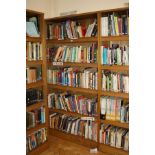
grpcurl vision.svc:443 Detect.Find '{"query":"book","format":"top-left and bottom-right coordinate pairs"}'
top-left (26, 21), bottom-right (40, 37)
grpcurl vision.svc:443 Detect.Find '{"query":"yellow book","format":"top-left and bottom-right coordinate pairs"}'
top-left (114, 16), bottom-right (119, 36)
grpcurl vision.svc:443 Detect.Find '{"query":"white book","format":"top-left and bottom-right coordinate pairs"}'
top-left (123, 49), bottom-right (129, 66)
top-left (100, 97), bottom-right (107, 115)
top-left (102, 71), bottom-right (106, 91)
top-left (124, 132), bottom-right (129, 151)
top-left (88, 121), bottom-right (92, 140)
top-left (106, 98), bottom-right (111, 120)
top-left (113, 74), bottom-right (118, 92)
top-left (32, 43), bottom-right (36, 60)
top-left (71, 122), bottom-right (75, 134)
top-left (117, 48), bottom-right (122, 65)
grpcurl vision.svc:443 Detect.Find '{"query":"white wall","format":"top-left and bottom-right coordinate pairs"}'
top-left (26, 0), bottom-right (53, 18)
top-left (53, 0), bottom-right (129, 17)
top-left (26, 0), bottom-right (129, 18)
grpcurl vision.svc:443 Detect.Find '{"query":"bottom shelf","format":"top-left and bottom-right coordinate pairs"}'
top-left (27, 140), bottom-right (49, 155)
top-left (49, 128), bottom-right (98, 148)
top-left (99, 143), bottom-right (129, 155)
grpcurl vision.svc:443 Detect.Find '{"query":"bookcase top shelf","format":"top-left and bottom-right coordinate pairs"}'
top-left (26, 9), bottom-right (44, 15)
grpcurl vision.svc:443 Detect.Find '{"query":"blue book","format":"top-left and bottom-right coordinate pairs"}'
top-left (26, 22), bottom-right (40, 37)
top-left (41, 107), bottom-right (45, 123)
top-left (103, 47), bottom-right (107, 64)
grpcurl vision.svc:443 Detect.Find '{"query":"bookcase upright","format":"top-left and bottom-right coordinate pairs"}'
top-left (45, 7), bottom-right (129, 155)
top-left (26, 10), bottom-right (48, 155)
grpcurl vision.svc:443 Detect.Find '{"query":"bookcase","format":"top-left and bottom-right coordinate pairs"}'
top-left (45, 7), bottom-right (129, 155)
top-left (26, 10), bottom-right (48, 155)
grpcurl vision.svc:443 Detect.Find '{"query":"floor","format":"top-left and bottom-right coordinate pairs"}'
top-left (40, 136), bottom-right (109, 155)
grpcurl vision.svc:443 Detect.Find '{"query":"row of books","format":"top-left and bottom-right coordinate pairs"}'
top-left (102, 71), bottom-right (129, 93)
top-left (26, 107), bottom-right (46, 129)
top-left (47, 19), bottom-right (97, 39)
top-left (26, 67), bottom-right (42, 83)
top-left (26, 42), bottom-right (42, 61)
top-left (47, 67), bottom-right (98, 90)
top-left (26, 128), bottom-right (47, 153)
top-left (100, 124), bottom-right (129, 151)
top-left (101, 14), bottom-right (128, 36)
top-left (47, 44), bottom-right (98, 63)
top-left (26, 89), bottom-right (43, 106)
top-left (101, 44), bottom-right (129, 66)
top-left (48, 92), bottom-right (97, 116)
top-left (49, 113), bottom-right (97, 141)
top-left (100, 97), bottom-right (129, 123)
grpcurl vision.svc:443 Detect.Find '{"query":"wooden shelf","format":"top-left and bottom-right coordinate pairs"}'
top-left (100, 120), bottom-right (129, 129)
top-left (26, 80), bottom-right (43, 89)
top-left (26, 101), bottom-right (45, 112)
top-left (101, 65), bottom-right (129, 72)
top-left (101, 35), bottom-right (129, 41)
top-left (46, 7), bottom-right (129, 155)
top-left (27, 140), bottom-right (49, 155)
top-left (47, 61), bottom-right (98, 68)
top-left (99, 143), bottom-right (129, 155)
top-left (26, 60), bottom-right (43, 66)
top-left (46, 37), bottom-right (98, 44)
top-left (101, 91), bottom-right (129, 99)
top-left (49, 128), bottom-right (98, 148)
top-left (26, 36), bottom-right (41, 42)
top-left (27, 123), bottom-right (47, 135)
top-left (50, 108), bottom-right (97, 118)
top-left (48, 84), bottom-right (98, 94)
